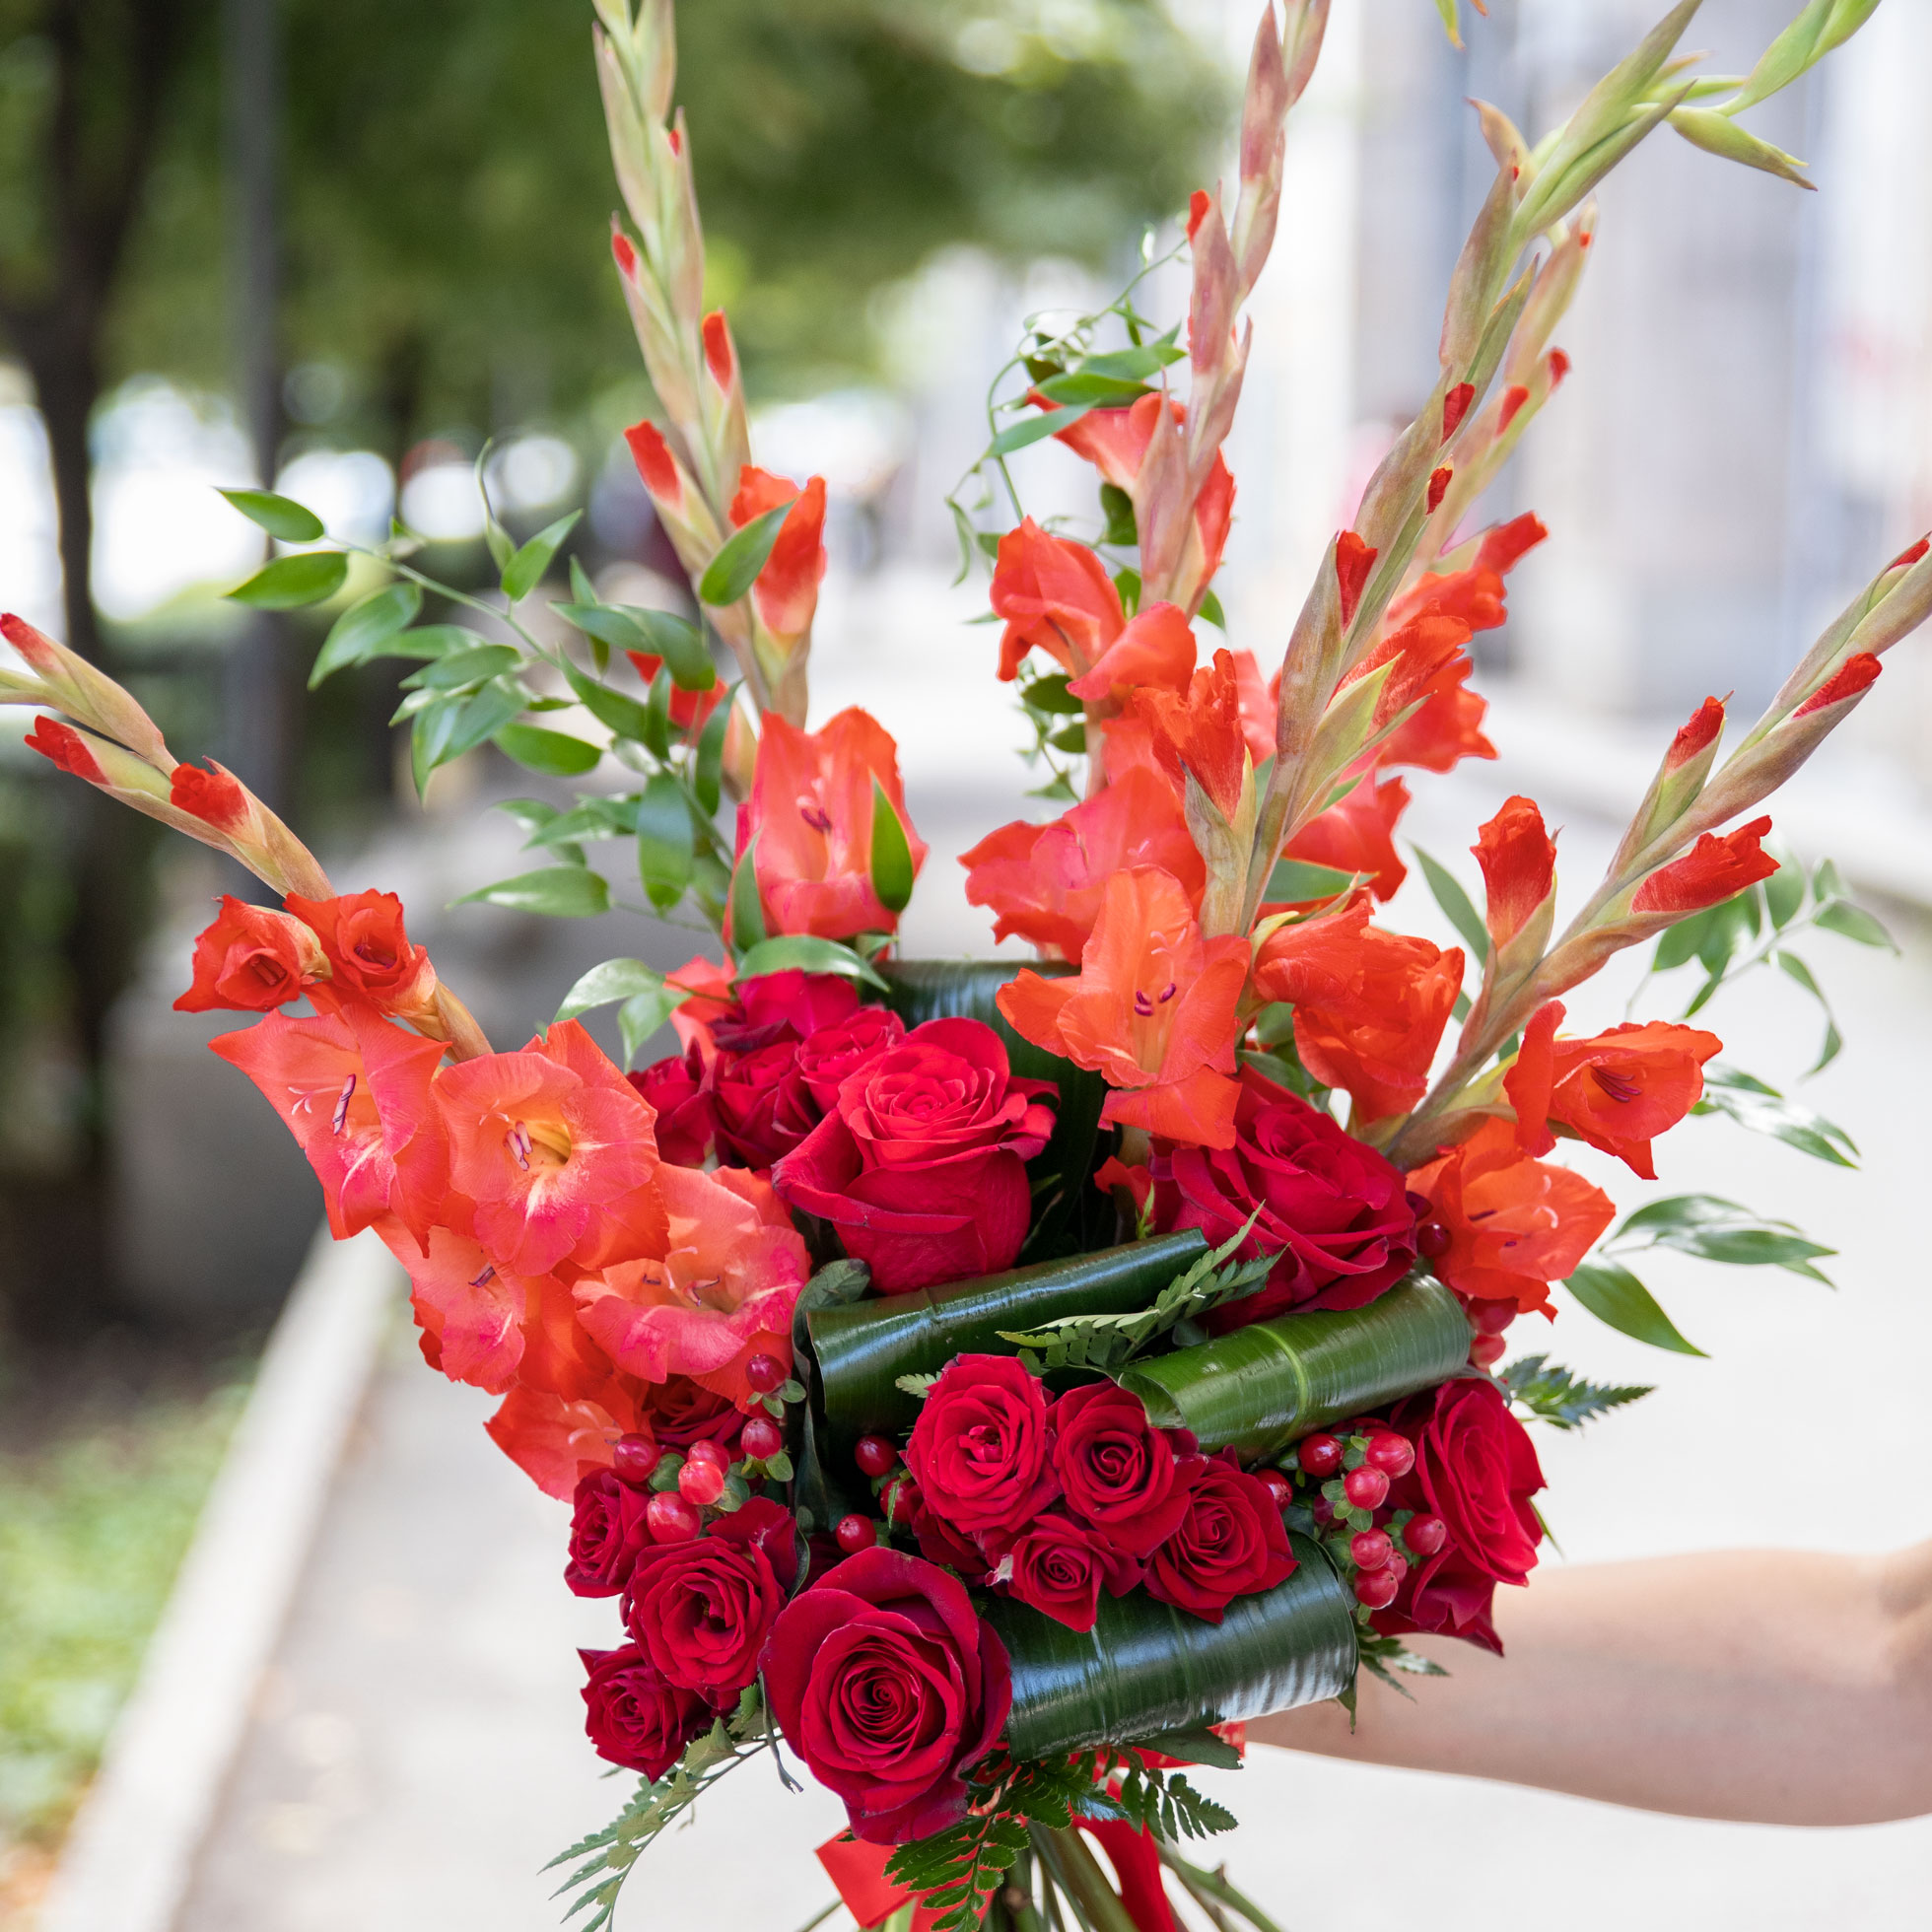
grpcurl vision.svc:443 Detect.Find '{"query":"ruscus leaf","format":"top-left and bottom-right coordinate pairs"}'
top-left (309, 580), bottom-right (422, 685)
top-left (699, 502), bottom-right (793, 606)
top-left (501, 510), bottom-right (582, 602)
top-left (1563, 1259), bottom-right (1705, 1355)
top-left (494, 724), bottom-right (601, 776)
top-left (869, 778), bottom-right (916, 916)
top-left (227, 548), bottom-right (349, 609)
top-left (453, 866), bottom-right (612, 917)
top-left (219, 487), bottom-right (325, 543)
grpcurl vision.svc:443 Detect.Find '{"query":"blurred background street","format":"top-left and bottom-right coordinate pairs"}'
top-left (2, 0), bottom-right (1931, 1925)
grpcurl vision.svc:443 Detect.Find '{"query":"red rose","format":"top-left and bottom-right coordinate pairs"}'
top-left (566, 1468), bottom-right (654, 1597)
top-left (762, 1547), bottom-right (1011, 1843)
top-left (713, 969), bottom-right (861, 1052)
top-left (1143, 1451), bottom-right (1297, 1622)
top-left (710, 1040), bottom-right (818, 1168)
top-left (579, 1644), bottom-right (713, 1779)
top-left (1396, 1377), bottom-right (1544, 1587)
top-left (1157, 1067), bottom-right (1419, 1329)
top-left (285, 888), bottom-right (436, 1013)
top-left (794, 1005), bottom-right (905, 1110)
top-left (623, 1496), bottom-right (798, 1703)
top-left (174, 895), bottom-right (328, 1013)
top-left (990, 1514), bottom-right (1142, 1632)
top-left (628, 1046), bottom-right (717, 1166)
top-left (1372, 1545), bottom-right (1507, 1655)
top-left (772, 1017), bottom-right (1056, 1293)
top-left (641, 1376), bottom-right (744, 1451)
top-left (883, 1474), bottom-right (993, 1583)
top-left (904, 1354), bottom-right (1059, 1537)
top-left (1050, 1382), bottom-right (1190, 1556)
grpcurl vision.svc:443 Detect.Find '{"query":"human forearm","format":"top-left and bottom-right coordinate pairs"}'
top-left (1248, 1544), bottom-right (1932, 1827)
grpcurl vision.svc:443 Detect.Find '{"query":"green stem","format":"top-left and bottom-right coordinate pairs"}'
top-left (1031, 1828), bottom-right (1140, 1932)
top-left (786, 1902), bottom-right (842, 1932)
top-left (1152, 1843), bottom-right (1286, 1932)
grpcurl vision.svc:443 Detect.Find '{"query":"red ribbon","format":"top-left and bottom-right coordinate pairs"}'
top-left (815, 1832), bottom-right (948, 1932)
top-left (1072, 1819), bottom-right (1179, 1932)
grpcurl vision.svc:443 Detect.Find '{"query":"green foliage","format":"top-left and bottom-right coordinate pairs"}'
top-left (452, 865), bottom-right (612, 917)
top-left (554, 956), bottom-right (691, 1066)
top-left (1498, 1353), bottom-right (1653, 1430)
top-left (1263, 859), bottom-right (1357, 907)
top-left (1691, 1064), bottom-right (1858, 1167)
top-left (868, 779), bottom-right (916, 917)
top-left (996, 1212), bottom-right (1274, 1373)
top-left (1563, 1258), bottom-right (1705, 1356)
top-left (883, 1750), bottom-right (1236, 1932)
top-left (1410, 844), bottom-right (1490, 962)
top-left (547, 1688), bottom-right (774, 1932)
top-left (219, 487), bottom-right (325, 542)
top-left (699, 501), bottom-right (793, 606)
top-left (731, 933), bottom-right (890, 990)
top-left (1614, 1194), bottom-right (1836, 1282)
top-left (224, 548), bottom-right (349, 610)
top-left (1641, 853), bottom-right (1890, 1071)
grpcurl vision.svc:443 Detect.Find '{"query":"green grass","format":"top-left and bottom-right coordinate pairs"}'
top-left (0, 1374), bottom-right (250, 1846)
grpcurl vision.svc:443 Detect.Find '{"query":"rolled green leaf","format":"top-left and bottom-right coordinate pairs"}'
top-left (1117, 1275), bottom-right (1471, 1456)
top-left (988, 1534), bottom-right (1356, 1759)
top-left (877, 960), bottom-right (1108, 1258)
top-left (807, 1231), bottom-right (1207, 1453)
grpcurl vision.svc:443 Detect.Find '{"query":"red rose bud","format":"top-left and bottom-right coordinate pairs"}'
top-left (1630, 816), bottom-right (1776, 916)
top-left (1298, 1433), bottom-right (1344, 1478)
top-left (794, 1005), bottom-right (905, 1111)
top-left (174, 896), bottom-right (329, 1014)
top-left (567, 1470), bottom-right (656, 1598)
top-left (994, 1514), bottom-right (1142, 1633)
top-left (1160, 1069), bottom-right (1419, 1326)
top-left (904, 1355), bottom-right (1059, 1537)
top-left (771, 1019), bottom-right (1055, 1294)
top-left (1365, 1431), bottom-right (1415, 1479)
top-left (1143, 1452), bottom-right (1297, 1623)
top-left (764, 1549), bottom-right (1012, 1844)
top-left (1441, 381), bottom-right (1475, 442)
top-left (580, 1644), bottom-right (712, 1780)
top-left (1793, 652), bottom-right (1881, 719)
top-left (1344, 1465), bottom-right (1390, 1510)
top-left (623, 1497), bottom-right (797, 1704)
top-left (1050, 1381), bottom-right (1189, 1555)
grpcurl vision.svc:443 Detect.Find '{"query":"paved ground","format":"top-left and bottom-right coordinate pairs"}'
top-left (175, 568), bottom-right (1932, 1928)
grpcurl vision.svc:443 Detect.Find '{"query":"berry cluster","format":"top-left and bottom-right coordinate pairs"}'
top-left (1275, 1424), bottom-right (1446, 1614)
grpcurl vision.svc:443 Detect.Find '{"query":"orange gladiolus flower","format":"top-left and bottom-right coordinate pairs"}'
top-left (664, 953), bottom-right (739, 1061)
top-left (960, 767), bottom-right (1205, 958)
top-left (1281, 772), bottom-right (1411, 902)
top-left (435, 1019), bottom-right (662, 1277)
top-left (1631, 817), bottom-right (1777, 915)
top-left (1376, 655), bottom-right (1496, 774)
top-left (485, 1383), bottom-right (647, 1501)
top-left (572, 1165), bottom-right (809, 1408)
top-left (376, 1217), bottom-right (531, 1395)
top-left (1408, 1117), bottom-right (1614, 1315)
top-left (730, 465), bottom-right (828, 651)
top-left (1131, 649), bottom-right (1251, 822)
top-left (1473, 796), bottom-right (1556, 950)
top-left (1250, 900), bottom-right (1463, 1122)
top-left (211, 1003), bottom-right (449, 1248)
top-left (741, 707), bottom-right (927, 939)
top-left (284, 888), bottom-right (438, 1020)
top-left (1341, 613), bottom-right (1473, 735)
top-left (175, 895), bottom-right (329, 1013)
top-left (1000, 867), bottom-right (1249, 1148)
top-left (991, 518), bottom-right (1124, 682)
top-left (1504, 1000), bottom-right (1722, 1179)
top-left (1065, 600), bottom-right (1198, 705)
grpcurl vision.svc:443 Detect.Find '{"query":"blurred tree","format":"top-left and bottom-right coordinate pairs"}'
top-left (113, 0), bottom-right (1224, 452)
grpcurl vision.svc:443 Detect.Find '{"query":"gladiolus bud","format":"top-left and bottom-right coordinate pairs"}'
top-left (1630, 816), bottom-right (1776, 917)
top-left (1335, 532), bottom-right (1375, 628)
top-left (1473, 795), bottom-right (1556, 957)
top-left (1442, 382), bottom-right (1475, 442)
top-left (1793, 652), bottom-right (1880, 718)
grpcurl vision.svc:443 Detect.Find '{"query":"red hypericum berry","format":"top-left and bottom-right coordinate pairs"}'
top-left (1350, 1529), bottom-right (1393, 1572)
top-left (611, 1433), bottom-right (661, 1484)
top-left (1382, 1552), bottom-right (1409, 1587)
top-left (1469, 1333), bottom-right (1507, 1369)
top-left (834, 1514), bottom-right (878, 1554)
top-left (684, 1437), bottom-right (730, 1473)
top-left (646, 1491), bottom-right (702, 1544)
top-left (1256, 1470), bottom-right (1293, 1509)
top-left (739, 1415), bottom-right (784, 1461)
top-left (1416, 1220), bottom-right (1451, 1259)
top-left (1344, 1465), bottom-right (1391, 1510)
top-left (1352, 1565), bottom-right (1401, 1610)
top-left (1468, 1299), bottom-right (1517, 1337)
top-left (744, 1352), bottom-right (789, 1394)
top-left (1299, 1433), bottom-right (1344, 1478)
top-left (854, 1435), bottom-right (899, 1479)
top-left (1365, 1430), bottom-right (1414, 1479)
top-left (678, 1459), bottom-right (725, 1506)
top-left (1404, 1513), bottom-right (1447, 1556)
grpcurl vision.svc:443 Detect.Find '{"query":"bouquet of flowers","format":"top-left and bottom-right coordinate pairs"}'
top-left (6, 2), bottom-right (1917, 1928)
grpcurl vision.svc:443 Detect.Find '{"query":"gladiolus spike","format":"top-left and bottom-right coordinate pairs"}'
top-left (1793, 652), bottom-right (1881, 717)
top-left (1666, 696), bottom-right (1726, 768)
